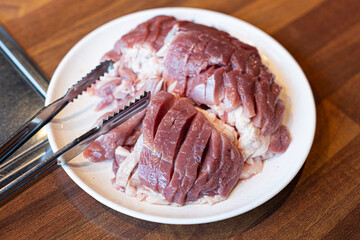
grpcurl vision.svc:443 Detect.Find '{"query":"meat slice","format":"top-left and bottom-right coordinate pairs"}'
top-left (217, 134), bottom-right (243, 197)
top-left (138, 91), bottom-right (244, 204)
top-left (252, 68), bottom-right (282, 135)
top-left (154, 99), bottom-right (198, 193)
top-left (164, 113), bottom-right (212, 204)
top-left (163, 32), bottom-right (199, 95)
top-left (142, 91), bottom-right (176, 146)
top-left (186, 66), bottom-right (225, 106)
top-left (186, 129), bottom-right (243, 201)
top-left (138, 95), bottom-right (198, 193)
top-left (236, 72), bottom-right (256, 118)
top-left (223, 70), bottom-right (241, 110)
top-left (138, 92), bottom-right (176, 190)
top-left (186, 130), bottom-right (222, 201)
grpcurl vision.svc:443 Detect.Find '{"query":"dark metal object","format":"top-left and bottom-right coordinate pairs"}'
top-left (0, 139), bottom-right (55, 200)
top-left (0, 24), bottom-right (49, 149)
top-left (0, 25), bottom-right (49, 98)
top-left (0, 24), bottom-right (54, 200)
top-left (0, 60), bottom-right (114, 162)
top-left (0, 91), bottom-right (151, 199)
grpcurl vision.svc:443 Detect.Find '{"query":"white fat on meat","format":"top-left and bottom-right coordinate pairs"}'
top-left (115, 146), bottom-right (131, 159)
top-left (113, 78), bottom-right (135, 99)
top-left (100, 44), bottom-right (167, 106)
top-left (167, 80), bottom-right (178, 93)
top-left (115, 134), bottom-right (143, 190)
top-left (239, 158), bottom-right (264, 180)
top-left (121, 44), bottom-right (164, 79)
top-left (227, 107), bottom-right (270, 159)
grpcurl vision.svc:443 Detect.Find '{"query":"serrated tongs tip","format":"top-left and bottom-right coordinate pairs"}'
top-left (56, 91), bottom-right (151, 165)
top-left (65, 59), bottom-right (114, 102)
top-left (101, 91), bottom-right (151, 126)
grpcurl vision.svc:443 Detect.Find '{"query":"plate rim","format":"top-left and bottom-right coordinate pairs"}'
top-left (46, 7), bottom-right (316, 225)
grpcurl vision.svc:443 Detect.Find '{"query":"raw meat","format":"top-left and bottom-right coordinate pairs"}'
top-left (83, 15), bottom-right (291, 205)
top-left (138, 91), bottom-right (244, 205)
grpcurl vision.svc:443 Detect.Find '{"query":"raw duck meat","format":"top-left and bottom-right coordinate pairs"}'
top-left (83, 16), bottom-right (291, 205)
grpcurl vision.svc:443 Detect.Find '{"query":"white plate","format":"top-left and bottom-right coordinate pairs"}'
top-left (46, 8), bottom-right (316, 224)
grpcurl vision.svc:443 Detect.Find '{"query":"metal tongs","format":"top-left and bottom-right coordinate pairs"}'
top-left (0, 59), bottom-right (151, 199)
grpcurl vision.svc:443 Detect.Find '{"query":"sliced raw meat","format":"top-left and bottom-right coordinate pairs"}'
top-left (186, 130), bottom-right (222, 201)
top-left (142, 91), bottom-right (176, 146)
top-left (138, 95), bottom-right (198, 192)
top-left (138, 91), bottom-right (244, 204)
top-left (164, 113), bottom-right (212, 204)
top-left (137, 91), bottom-right (176, 190)
top-left (186, 129), bottom-right (243, 202)
top-left (153, 98), bottom-right (198, 193)
top-left (217, 134), bottom-right (243, 197)
top-left (84, 16), bottom-right (292, 206)
top-left (161, 19), bottom-right (279, 126)
top-left (186, 67), bottom-right (225, 107)
top-left (252, 68), bottom-right (281, 135)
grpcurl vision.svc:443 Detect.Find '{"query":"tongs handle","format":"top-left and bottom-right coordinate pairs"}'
top-left (0, 60), bottom-right (113, 162)
top-left (0, 91), bottom-right (151, 200)
top-left (0, 98), bottom-right (67, 162)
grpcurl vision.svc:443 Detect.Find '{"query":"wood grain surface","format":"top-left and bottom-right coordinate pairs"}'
top-left (1, 0), bottom-right (359, 239)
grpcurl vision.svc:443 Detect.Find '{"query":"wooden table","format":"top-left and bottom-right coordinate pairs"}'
top-left (1, 0), bottom-right (359, 239)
